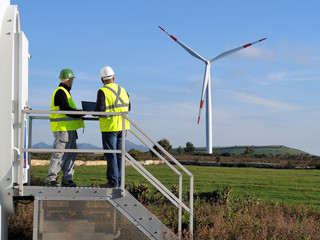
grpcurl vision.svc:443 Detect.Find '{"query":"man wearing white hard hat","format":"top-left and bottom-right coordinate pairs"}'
top-left (94, 66), bottom-right (130, 188)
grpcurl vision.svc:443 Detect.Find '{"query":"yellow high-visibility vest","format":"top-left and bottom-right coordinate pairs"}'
top-left (99, 83), bottom-right (130, 132)
top-left (50, 86), bottom-right (84, 132)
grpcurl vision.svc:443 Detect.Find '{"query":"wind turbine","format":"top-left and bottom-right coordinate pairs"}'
top-left (159, 26), bottom-right (266, 154)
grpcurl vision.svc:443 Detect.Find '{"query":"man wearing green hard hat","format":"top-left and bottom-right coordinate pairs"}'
top-left (45, 69), bottom-right (85, 187)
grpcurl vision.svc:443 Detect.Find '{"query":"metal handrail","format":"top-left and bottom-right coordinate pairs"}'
top-left (19, 109), bottom-right (194, 239)
top-left (125, 153), bottom-right (190, 211)
top-left (19, 110), bottom-right (127, 195)
top-left (126, 116), bottom-right (194, 238)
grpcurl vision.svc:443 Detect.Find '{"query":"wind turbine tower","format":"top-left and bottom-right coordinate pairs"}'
top-left (159, 26), bottom-right (266, 154)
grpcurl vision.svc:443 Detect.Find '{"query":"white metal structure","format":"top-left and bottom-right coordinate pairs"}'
top-left (159, 26), bottom-right (266, 153)
top-left (0, 0), bottom-right (29, 239)
top-left (22, 111), bottom-right (194, 239)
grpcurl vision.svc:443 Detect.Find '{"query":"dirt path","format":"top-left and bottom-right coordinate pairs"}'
top-left (31, 159), bottom-right (164, 166)
top-left (31, 160), bottom-right (107, 166)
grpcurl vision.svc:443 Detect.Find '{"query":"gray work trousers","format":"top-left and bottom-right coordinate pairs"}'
top-left (46, 130), bottom-right (78, 183)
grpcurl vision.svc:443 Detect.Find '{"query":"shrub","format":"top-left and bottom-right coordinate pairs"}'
top-left (177, 146), bottom-right (184, 155)
top-left (8, 202), bottom-right (33, 240)
top-left (31, 153), bottom-right (51, 160)
top-left (196, 185), bottom-right (233, 205)
top-left (128, 148), bottom-right (144, 161)
top-left (244, 147), bottom-right (255, 155)
top-left (184, 142), bottom-right (195, 154)
top-left (150, 138), bottom-right (173, 157)
top-left (285, 161), bottom-right (296, 169)
top-left (125, 182), bottom-right (150, 203)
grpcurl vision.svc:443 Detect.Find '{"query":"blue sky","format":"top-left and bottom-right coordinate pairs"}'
top-left (12, 0), bottom-right (320, 155)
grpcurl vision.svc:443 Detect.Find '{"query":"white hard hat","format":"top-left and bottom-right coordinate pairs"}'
top-left (100, 66), bottom-right (115, 80)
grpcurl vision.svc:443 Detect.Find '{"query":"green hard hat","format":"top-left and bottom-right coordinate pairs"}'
top-left (59, 69), bottom-right (75, 79)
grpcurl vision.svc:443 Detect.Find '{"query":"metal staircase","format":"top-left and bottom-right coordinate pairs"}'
top-left (21, 186), bottom-right (177, 240)
top-left (15, 110), bottom-right (194, 240)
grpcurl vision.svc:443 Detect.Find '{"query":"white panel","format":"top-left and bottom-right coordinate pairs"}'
top-left (0, 0), bottom-right (10, 33)
top-left (12, 32), bottom-right (19, 185)
top-left (19, 31), bottom-right (29, 184)
top-left (0, 4), bottom-right (20, 216)
top-left (19, 32), bottom-right (28, 109)
top-left (0, 3), bottom-right (29, 240)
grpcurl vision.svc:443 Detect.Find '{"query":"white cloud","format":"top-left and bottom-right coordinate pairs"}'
top-left (268, 71), bottom-right (320, 82)
top-left (292, 47), bottom-right (313, 64)
top-left (273, 42), bottom-right (320, 66)
top-left (231, 91), bottom-right (300, 111)
top-left (236, 47), bottom-right (274, 59)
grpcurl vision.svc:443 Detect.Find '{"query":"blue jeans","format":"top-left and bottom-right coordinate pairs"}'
top-left (101, 131), bottom-right (124, 187)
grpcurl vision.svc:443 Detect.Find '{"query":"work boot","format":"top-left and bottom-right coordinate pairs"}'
top-left (99, 183), bottom-right (119, 189)
top-left (45, 180), bottom-right (60, 187)
top-left (61, 180), bottom-right (77, 187)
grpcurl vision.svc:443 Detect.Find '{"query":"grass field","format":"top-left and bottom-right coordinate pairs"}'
top-left (31, 165), bottom-right (320, 209)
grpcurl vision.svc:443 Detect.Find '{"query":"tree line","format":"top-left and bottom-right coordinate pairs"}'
top-left (31, 139), bottom-right (320, 169)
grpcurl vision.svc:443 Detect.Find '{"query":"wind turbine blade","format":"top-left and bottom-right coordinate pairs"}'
top-left (158, 26), bottom-right (206, 63)
top-left (197, 62), bottom-right (210, 124)
top-left (209, 38), bottom-right (267, 63)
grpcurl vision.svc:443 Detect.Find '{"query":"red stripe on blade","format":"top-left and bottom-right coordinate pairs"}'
top-left (158, 26), bottom-right (165, 31)
top-left (243, 43), bottom-right (252, 48)
top-left (259, 38), bottom-right (267, 41)
top-left (170, 35), bottom-right (177, 41)
top-left (197, 116), bottom-right (201, 124)
top-left (200, 100), bottom-right (204, 109)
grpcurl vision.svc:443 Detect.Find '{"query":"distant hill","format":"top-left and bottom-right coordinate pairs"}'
top-left (126, 141), bottom-right (148, 152)
top-left (78, 143), bottom-right (99, 149)
top-left (32, 142), bottom-right (51, 149)
top-left (32, 140), bottom-right (148, 152)
top-left (33, 143), bottom-right (306, 155)
top-left (194, 145), bottom-right (309, 155)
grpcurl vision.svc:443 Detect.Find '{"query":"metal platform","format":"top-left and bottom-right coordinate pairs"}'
top-left (22, 186), bottom-right (114, 200)
top-left (20, 186), bottom-right (178, 240)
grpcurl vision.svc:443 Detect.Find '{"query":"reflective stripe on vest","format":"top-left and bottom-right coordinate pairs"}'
top-left (99, 83), bottom-right (130, 132)
top-left (103, 85), bottom-right (130, 110)
top-left (50, 86), bottom-right (85, 132)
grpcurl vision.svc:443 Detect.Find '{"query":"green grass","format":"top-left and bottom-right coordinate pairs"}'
top-left (31, 165), bottom-right (320, 209)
